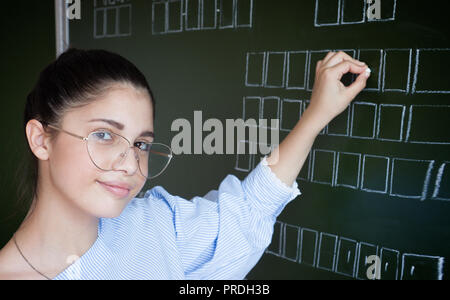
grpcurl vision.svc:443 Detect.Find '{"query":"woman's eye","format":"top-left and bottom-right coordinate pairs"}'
top-left (93, 131), bottom-right (113, 141)
top-left (135, 142), bottom-right (151, 152)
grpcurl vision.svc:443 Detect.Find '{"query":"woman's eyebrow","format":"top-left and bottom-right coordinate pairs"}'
top-left (140, 131), bottom-right (155, 139)
top-left (89, 118), bottom-right (155, 138)
top-left (89, 118), bottom-right (124, 130)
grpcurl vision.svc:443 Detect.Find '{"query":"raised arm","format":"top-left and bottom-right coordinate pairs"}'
top-left (266, 51), bottom-right (371, 186)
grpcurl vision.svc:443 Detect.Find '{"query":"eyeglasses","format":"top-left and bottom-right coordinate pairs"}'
top-left (46, 124), bottom-right (173, 179)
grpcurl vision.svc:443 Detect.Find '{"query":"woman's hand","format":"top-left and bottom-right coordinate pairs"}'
top-left (306, 51), bottom-right (371, 131)
top-left (265, 51), bottom-right (371, 186)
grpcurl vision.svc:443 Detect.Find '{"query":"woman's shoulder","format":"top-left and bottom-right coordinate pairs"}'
top-left (0, 240), bottom-right (43, 280)
top-left (124, 185), bottom-right (179, 216)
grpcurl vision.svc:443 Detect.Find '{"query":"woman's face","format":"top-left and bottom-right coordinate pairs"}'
top-left (47, 84), bottom-right (154, 218)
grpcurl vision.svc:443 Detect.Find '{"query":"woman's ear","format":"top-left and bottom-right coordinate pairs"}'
top-left (25, 120), bottom-right (52, 161)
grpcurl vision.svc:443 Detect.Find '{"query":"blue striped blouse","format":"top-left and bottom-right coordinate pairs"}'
top-left (53, 156), bottom-right (301, 280)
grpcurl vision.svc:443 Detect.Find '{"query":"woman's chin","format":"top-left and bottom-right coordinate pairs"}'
top-left (94, 203), bottom-right (127, 219)
top-left (88, 192), bottom-right (131, 219)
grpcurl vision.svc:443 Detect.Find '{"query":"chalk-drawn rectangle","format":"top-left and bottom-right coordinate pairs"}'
top-left (236, 0), bottom-right (252, 27)
top-left (281, 99), bottom-right (302, 132)
top-left (94, 8), bottom-right (105, 38)
top-left (264, 52), bottom-right (287, 88)
top-left (335, 152), bottom-right (361, 189)
top-left (168, 0), bottom-right (183, 32)
top-left (202, 0), bottom-right (217, 29)
top-left (381, 0), bottom-right (397, 20)
top-left (336, 237), bottom-right (358, 277)
top-left (317, 233), bottom-right (338, 271)
top-left (356, 242), bottom-right (378, 280)
top-left (380, 248), bottom-right (399, 280)
top-left (243, 96), bottom-right (261, 124)
top-left (358, 49), bottom-right (383, 91)
top-left (235, 140), bottom-right (252, 171)
top-left (118, 5), bottom-right (132, 36)
top-left (267, 221), bottom-right (283, 256)
top-left (219, 0), bottom-right (235, 28)
top-left (286, 51), bottom-right (308, 90)
top-left (262, 97), bottom-right (280, 129)
top-left (406, 105), bottom-right (450, 145)
top-left (341, 0), bottom-right (365, 24)
top-left (299, 228), bottom-right (318, 266)
top-left (94, 0), bottom-right (122, 8)
top-left (377, 104), bottom-right (405, 142)
top-left (312, 150), bottom-right (336, 186)
top-left (283, 224), bottom-right (300, 262)
top-left (297, 152), bottom-right (311, 181)
top-left (186, 0), bottom-right (201, 30)
top-left (245, 52), bottom-right (266, 87)
top-left (152, 2), bottom-right (167, 34)
top-left (328, 105), bottom-right (350, 136)
top-left (261, 97), bottom-right (279, 118)
top-left (382, 49), bottom-right (412, 92)
top-left (105, 7), bottom-right (117, 36)
top-left (432, 162), bottom-right (450, 201)
top-left (361, 155), bottom-right (389, 193)
top-left (401, 254), bottom-right (444, 280)
top-left (315, 0), bottom-right (341, 26)
top-left (351, 102), bottom-right (377, 139)
top-left (390, 158), bottom-right (434, 200)
top-left (413, 49), bottom-right (450, 94)
top-left (308, 50), bottom-right (331, 91)
top-left (367, 0), bottom-right (397, 21)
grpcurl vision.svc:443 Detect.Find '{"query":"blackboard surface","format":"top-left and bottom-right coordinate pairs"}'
top-left (0, 1), bottom-right (55, 248)
top-left (69, 0), bottom-right (450, 280)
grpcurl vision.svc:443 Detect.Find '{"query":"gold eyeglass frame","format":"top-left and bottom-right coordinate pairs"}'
top-left (45, 123), bottom-right (173, 179)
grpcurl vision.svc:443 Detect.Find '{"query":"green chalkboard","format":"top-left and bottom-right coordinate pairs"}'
top-left (69, 0), bottom-right (450, 279)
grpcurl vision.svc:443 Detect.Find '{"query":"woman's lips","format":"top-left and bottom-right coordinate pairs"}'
top-left (97, 180), bottom-right (131, 198)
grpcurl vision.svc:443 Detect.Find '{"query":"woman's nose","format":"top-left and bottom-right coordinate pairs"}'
top-left (114, 147), bottom-right (140, 175)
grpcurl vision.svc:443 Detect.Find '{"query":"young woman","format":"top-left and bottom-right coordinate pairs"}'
top-left (0, 49), bottom-right (370, 280)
